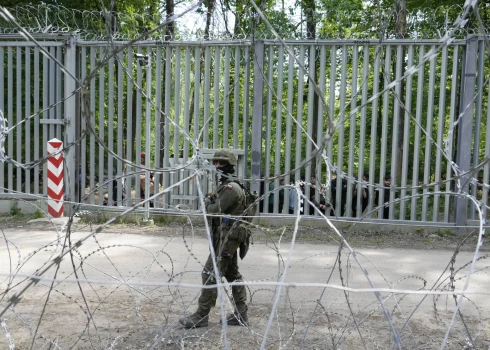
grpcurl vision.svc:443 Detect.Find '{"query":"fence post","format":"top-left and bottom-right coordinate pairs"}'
top-left (251, 40), bottom-right (265, 198)
top-left (64, 33), bottom-right (78, 216)
top-left (47, 138), bottom-right (64, 217)
top-left (454, 35), bottom-right (478, 233)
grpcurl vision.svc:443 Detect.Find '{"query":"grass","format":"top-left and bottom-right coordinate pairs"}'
top-left (0, 212), bottom-right (44, 223)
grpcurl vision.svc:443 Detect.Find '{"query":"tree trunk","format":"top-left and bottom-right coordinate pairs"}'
top-left (395, 0), bottom-right (407, 179)
top-left (204, 0), bottom-right (216, 40)
top-left (188, 0), bottom-right (216, 136)
top-left (165, 0), bottom-right (175, 41)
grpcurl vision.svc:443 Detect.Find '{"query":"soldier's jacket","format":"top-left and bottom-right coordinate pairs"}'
top-left (205, 177), bottom-right (249, 254)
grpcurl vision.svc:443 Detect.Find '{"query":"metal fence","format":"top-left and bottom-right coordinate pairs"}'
top-left (1, 34), bottom-right (489, 226)
top-left (0, 37), bottom-right (73, 201)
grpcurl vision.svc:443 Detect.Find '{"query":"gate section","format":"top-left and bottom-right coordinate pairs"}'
top-left (256, 39), bottom-right (485, 225)
top-left (0, 35), bottom-right (70, 206)
top-left (76, 41), bottom-right (252, 210)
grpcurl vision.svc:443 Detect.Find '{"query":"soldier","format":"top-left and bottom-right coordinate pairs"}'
top-left (179, 149), bottom-right (250, 329)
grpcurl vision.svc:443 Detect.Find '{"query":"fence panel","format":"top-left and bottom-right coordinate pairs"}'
top-left (2, 36), bottom-right (490, 227)
top-left (0, 39), bottom-right (65, 203)
top-left (260, 39), bottom-right (473, 224)
top-left (76, 41), bottom-right (252, 211)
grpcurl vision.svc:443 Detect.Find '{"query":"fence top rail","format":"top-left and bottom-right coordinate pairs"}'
top-left (262, 38), bottom-right (469, 46)
top-left (0, 36), bottom-right (479, 48)
top-left (0, 41), bottom-right (65, 47)
top-left (77, 38), bottom-right (470, 47)
top-left (77, 40), bottom-right (253, 47)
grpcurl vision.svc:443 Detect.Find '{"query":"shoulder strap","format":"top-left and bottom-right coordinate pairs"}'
top-left (232, 180), bottom-right (252, 195)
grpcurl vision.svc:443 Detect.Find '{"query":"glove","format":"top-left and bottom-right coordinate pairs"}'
top-left (205, 193), bottom-right (216, 205)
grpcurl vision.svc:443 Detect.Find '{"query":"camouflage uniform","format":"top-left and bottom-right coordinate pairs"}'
top-left (197, 177), bottom-right (249, 316)
top-left (179, 149), bottom-right (250, 328)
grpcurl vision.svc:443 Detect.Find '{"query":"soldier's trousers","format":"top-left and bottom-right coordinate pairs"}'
top-left (196, 251), bottom-right (247, 316)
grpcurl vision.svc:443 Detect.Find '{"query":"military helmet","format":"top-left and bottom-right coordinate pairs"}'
top-left (211, 149), bottom-right (237, 166)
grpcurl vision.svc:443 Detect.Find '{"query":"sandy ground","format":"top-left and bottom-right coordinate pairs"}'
top-left (0, 220), bottom-right (489, 349)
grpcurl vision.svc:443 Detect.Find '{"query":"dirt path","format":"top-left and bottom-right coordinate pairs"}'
top-left (0, 221), bottom-right (489, 349)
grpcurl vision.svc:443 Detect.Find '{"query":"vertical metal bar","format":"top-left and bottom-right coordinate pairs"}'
top-left (16, 47), bottom-right (22, 192)
top-left (182, 47), bottom-right (191, 202)
top-left (25, 47), bottom-right (31, 194)
top-left (388, 44), bottom-right (403, 220)
top-left (125, 46), bottom-right (133, 206)
top-left (89, 48), bottom-right (96, 204)
top-left (64, 35), bottom-right (77, 214)
top-left (445, 45), bottom-right (460, 222)
top-left (194, 47), bottom-right (201, 149)
top-left (223, 46), bottom-right (230, 148)
top-left (328, 46), bottom-right (336, 210)
top-left (172, 46), bottom-right (181, 203)
top-left (163, 46), bottom-right (172, 207)
top-left (317, 45), bottom-right (327, 207)
top-left (433, 45), bottom-right (448, 222)
top-left (368, 46), bottom-right (380, 216)
top-left (56, 47), bottom-right (63, 140)
top-left (336, 46), bottom-right (348, 217)
top-left (0, 47), bottom-right (3, 193)
top-left (80, 46), bottom-right (87, 204)
top-left (144, 53), bottom-right (152, 218)
top-left (356, 45), bottom-right (370, 217)
top-left (378, 45), bottom-right (391, 219)
top-left (483, 51), bottom-right (490, 220)
top-left (74, 43), bottom-right (81, 206)
top-left (305, 44), bottom-right (315, 216)
top-left (251, 40), bottom-right (264, 196)
top-left (42, 48), bottom-right (49, 196)
top-left (183, 47), bottom-right (191, 162)
top-left (8, 47), bottom-right (13, 192)
top-left (273, 45), bottom-right (284, 214)
top-left (346, 45), bottom-right (358, 217)
top-left (469, 39), bottom-right (485, 220)
top-left (213, 47), bottom-right (220, 149)
top-left (400, 45), bottom-right (414, 220)
top-left (242, 46), bottom-right (251, 171)
top-left (116, 51), bottom-right (124, 205)
top-left (107, 55), bottom-right (115, 206)
top-left (98, 47), bottom-right (106, 206)
top-left (192, 46), bottom-right (201, 209)
top-left (33, 47), bottom-right (40, 195)
top-left (154, 47), bottom-right (162, 208)
top-left (422, 45), bottom-right (436, 222)
top-left (233, 46), bottom-right (240, 149)
top-left (49, 47), bottom-right (55, 138)
top-left (411, 45), bottom-right (425, 221)
top-left (135, 47), bottom-right (143, 203)
top-left (284, 47), bottom-right (294, 212)
top-left (264, 45), bottom-right (273, 213)
top-left (455, 36), bottom-right (478, 231)
top-left (295, 46), bottom-right (305, 210)
top-left (203, 47), bottom-right (211, 147)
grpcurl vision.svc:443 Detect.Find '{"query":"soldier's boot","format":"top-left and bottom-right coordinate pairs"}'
top-left (220, 309), bottom-right (248, 326)
top-left (179, 312), bottom-right (209, 328)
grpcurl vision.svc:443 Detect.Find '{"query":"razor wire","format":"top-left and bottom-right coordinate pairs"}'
top-left (0, 0), bottom-right (490, 349)
top-left (0, 3), bottom-right (488, 41)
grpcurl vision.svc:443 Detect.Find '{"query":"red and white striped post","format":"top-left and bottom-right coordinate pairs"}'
top-left (47, 138), bottom-right (64, 217)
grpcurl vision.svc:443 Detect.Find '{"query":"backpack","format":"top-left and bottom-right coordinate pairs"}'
top-left (233, 180), bottom-right (258, 223)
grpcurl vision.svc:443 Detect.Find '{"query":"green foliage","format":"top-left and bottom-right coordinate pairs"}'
top-left (9, 201), bottom-right (21, 216)
top-left (436, 228), bottom-right (455, 237)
